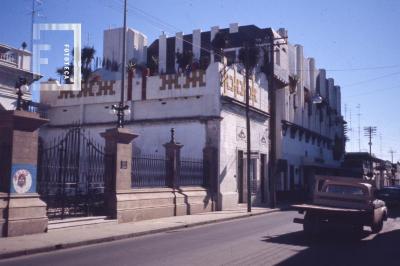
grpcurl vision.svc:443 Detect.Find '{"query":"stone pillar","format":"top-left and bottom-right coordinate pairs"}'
top-left (0, 110), bottom-right (48, 237)
top-left (203, 145), bottom-right (218, 211)
top-left (164, 128), bottom-right (183, 188)
top-left (101, 128), bottom-right (138, 222)
top-left (158, 33), bottom-right (167, 74)
top-left (192, 29), bottom-right (201, 61)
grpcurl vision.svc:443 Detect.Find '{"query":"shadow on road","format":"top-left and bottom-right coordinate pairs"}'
top-left (262, 228), bottom-right (400, 266)
top-left (387, 205), bottom-right (400, 218)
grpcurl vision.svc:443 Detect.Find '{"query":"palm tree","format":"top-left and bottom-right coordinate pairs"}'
top-left (56, 63), bottom-right (74, 84)
top-left (238, 42), bottom-right (259, 72)
top-left (81, 46), bottom-right (96, 82)
top-left (176, 50), bottom-right (193, 73)
top-left (211, 32), bottom-right (228, 62)
top-left (237, 41), bottom-right (260, 212)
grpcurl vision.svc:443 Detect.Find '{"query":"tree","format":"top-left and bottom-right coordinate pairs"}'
top-left (81, 46), bottom-right (96, 82)
top-left (238, 43), bottom-right (259, 71)
top-left (211, 32), bottom-right (228, 62)
top-left (55, 46), bottom-right (95, 84)
top-left (147, 55), bottom-right (158, 75)
top-left (176, 50), bottom-right (193, 73)
top-left (237, 41), bottom-right (260, 213)
top-left (56, 63), bottom-right (74, 84)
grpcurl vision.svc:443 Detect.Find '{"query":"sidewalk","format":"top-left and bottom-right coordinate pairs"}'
top-left (0, 205), bottom-right (289, 260)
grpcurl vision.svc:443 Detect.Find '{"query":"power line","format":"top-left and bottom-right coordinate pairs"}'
top-left (102, 0), bottom-right (400, 75)
top-left (344, 71), bottom-right (400, 87)
top-left (344, 85), bottom-right (399, 98)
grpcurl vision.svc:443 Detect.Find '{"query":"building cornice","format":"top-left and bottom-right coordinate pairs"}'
top-left (221, 95), bottom-right (270, 119)
top-left (45, 115), bottom-right (223, 129)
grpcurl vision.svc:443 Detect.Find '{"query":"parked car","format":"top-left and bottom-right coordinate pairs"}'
top-left (375, 187), bottom-right (400, 206)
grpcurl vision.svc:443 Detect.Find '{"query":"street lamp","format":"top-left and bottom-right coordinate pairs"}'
top-left (14, 77), bottom-right (29, 110)
top-left (311, 93), bottom-right (323, 104)
top-left (111, 0), bottom-right (130, 128)
top-left (111, 103), bottom-right (130, 128)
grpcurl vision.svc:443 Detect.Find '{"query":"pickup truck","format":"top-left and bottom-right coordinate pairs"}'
top-left (292, 176), bottom-right (388, 237)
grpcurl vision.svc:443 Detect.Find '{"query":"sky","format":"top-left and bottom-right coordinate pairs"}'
top-left (1, 0), bottom-right (400, 161)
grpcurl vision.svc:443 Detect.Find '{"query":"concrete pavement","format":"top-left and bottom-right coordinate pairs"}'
top-left (2, 209), bottom-right (400, 266)
top-left (0, 205), bottom-right (286, 260)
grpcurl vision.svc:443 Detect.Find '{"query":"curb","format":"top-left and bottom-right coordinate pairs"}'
top-left (0, 207), bottom-right (289, 260)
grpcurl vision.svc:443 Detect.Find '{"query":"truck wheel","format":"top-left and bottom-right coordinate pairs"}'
top-left (371, 219), bottom-right (383, 234)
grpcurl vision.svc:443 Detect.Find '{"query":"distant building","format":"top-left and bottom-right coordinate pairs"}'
top-left (342, 152), bottom-right (393, 189)
top-left (103, 27), bottom-right (148, 66)
top-left (0, 43), bottom-right (40, 110)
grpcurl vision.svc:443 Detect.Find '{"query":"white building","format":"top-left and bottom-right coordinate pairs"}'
top-left (273, 41), bottom-right (345, 199)
top-left (0, 43), bottom-right (40, 110)
top-left (40, 24), bottom-right (345, 208)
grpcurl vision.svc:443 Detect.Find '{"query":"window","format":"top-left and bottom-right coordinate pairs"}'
top-left (323, 184), bottom-right (365, 196)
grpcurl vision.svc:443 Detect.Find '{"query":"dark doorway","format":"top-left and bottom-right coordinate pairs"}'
top-left (238, 150), bottom-right (246, 203)
top-left (260, 154), bottom-right (266, 203)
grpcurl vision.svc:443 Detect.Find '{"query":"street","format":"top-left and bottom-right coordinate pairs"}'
top-left (1, 208), bottom-right (400, 266)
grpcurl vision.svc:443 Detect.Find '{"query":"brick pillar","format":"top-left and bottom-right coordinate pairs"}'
top-left (101, 128), bottom-right (138, 222)
top-left (164, 128), bottom-right (183, 188)
top-left (0, 110), bottom-right (48, 237)
top-left (203, 145), bottom-right (219, 211)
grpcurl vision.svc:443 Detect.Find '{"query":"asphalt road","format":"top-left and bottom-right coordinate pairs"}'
top-left (1, 209), bottom-right (400, 266)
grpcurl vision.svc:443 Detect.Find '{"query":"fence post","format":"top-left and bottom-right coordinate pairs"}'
top-left (101, 127), bottom-right (138, 221)
top-left (203, 145), bottom-right (218, 211)
top-left (164, 128), bottom-right (183, 188)
top-left (0, 110), bottom-right (49, 237)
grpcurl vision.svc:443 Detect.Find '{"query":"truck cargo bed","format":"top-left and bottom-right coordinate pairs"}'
top-left (292, 204), bottom-right (368, 213)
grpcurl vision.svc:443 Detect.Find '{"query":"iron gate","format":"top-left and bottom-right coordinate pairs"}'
top-left (37, 127), bottom-right (110, 220)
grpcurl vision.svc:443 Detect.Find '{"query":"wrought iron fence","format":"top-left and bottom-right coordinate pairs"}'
top-left (37, 127), bottom-right (108, 219)
top-left (131, 155), bottom-right (205, 188)
top-left (179, 157), bottom-right (204, 186)
top-left (132, 154), bottom-right (167, 187)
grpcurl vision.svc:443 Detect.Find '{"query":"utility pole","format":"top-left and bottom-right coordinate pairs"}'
top-left (268, 38), bottom-right (276, 209)
top-left (363, 126), bottom-right (377, 156)
top-left (111, 0), bottom-right (129, 127)
top-left (389, 149), bottom-right (396, 164)
top-left (364, 126), bottom-right (377, 176)
top-left (267, 30), bottom-right (287, 209)
top-left (244, 42), bottom-right (251, 213)
top-left (357, 104), bottom-right (361, 152)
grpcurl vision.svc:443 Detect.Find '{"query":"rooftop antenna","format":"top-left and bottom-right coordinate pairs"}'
top-left (30, 0), bottom-right (44, 54)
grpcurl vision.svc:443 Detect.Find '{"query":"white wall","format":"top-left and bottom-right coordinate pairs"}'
top-left (103, 27), bottom-right (148, 65)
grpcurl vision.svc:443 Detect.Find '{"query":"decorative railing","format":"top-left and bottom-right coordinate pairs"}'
top-left (131, 154), bottom-right (205, 188)
top-left (0, 53), bottom-right (17, 66)
top-left (179, 157), bottom-right (204, 186)
top-left (131, 154), bottom-right (168, 188)
top-left (20, 101), bottom-right (49, 119)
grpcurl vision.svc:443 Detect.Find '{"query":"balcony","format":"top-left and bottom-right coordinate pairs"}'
top-left (0, 52), bottom-right (18, 67)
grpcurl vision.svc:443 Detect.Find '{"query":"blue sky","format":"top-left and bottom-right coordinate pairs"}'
top-left (1, 0), bottom-right (400, 160)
